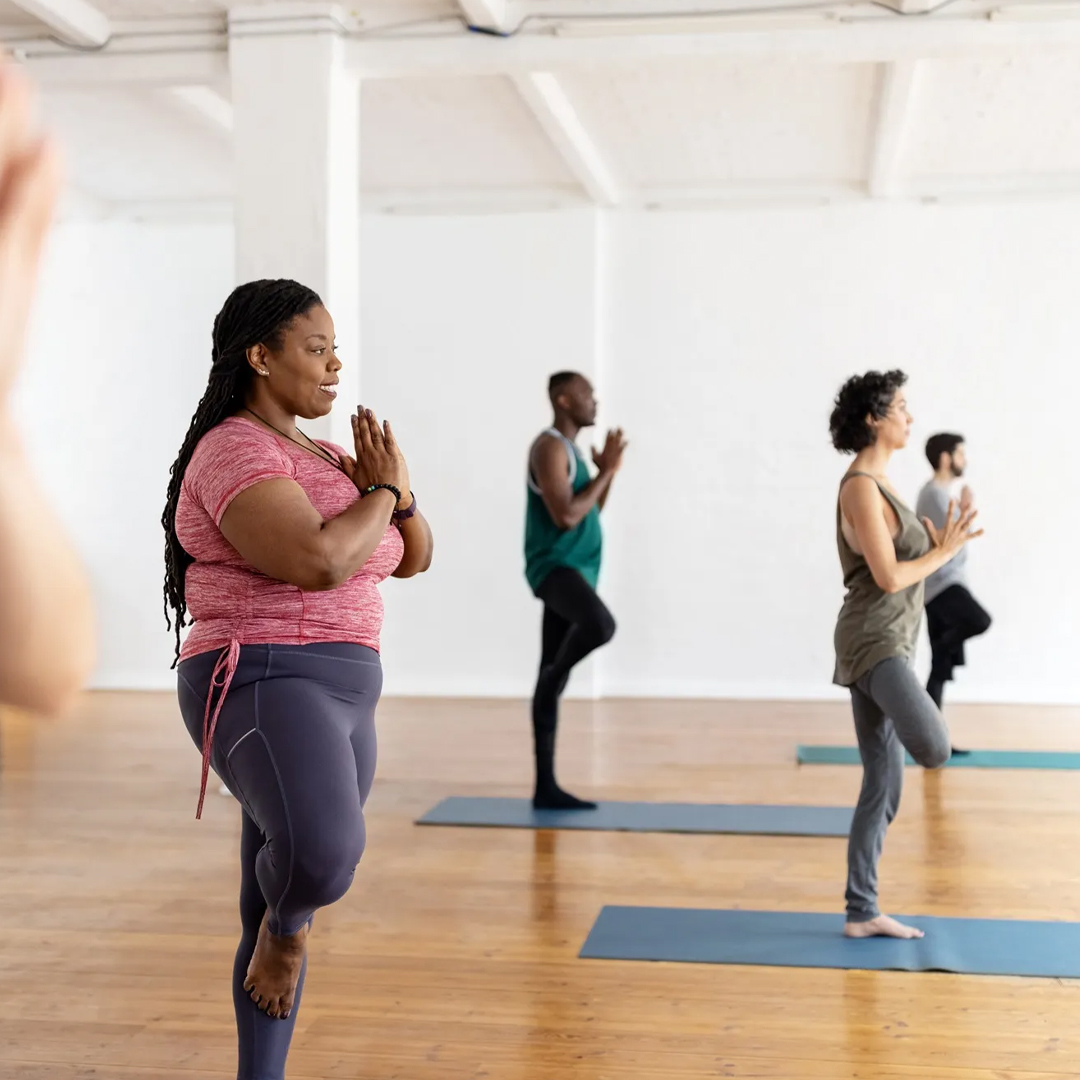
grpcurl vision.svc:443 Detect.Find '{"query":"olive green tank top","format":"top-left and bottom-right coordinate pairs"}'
top-left (833, 471), bottom-right (930, 687)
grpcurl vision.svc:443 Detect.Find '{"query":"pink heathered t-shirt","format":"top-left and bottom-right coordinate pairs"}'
top-left (175, 416), bottom-right (404, 662)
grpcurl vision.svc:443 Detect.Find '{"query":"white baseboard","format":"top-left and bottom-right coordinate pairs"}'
top-left (88, 670), bottom-right (1080, 706)
top-left (91, 671), bottom-right (177, 692)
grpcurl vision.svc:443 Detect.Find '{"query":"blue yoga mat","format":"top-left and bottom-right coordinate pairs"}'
top-left (416, 797), bottom-right (853, 837)
top-left (797, 745), bottom-right (1080, 769)
top-left (580, 906), bottom-right (1080, 978)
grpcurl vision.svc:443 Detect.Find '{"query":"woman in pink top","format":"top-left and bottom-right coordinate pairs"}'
top-left (162, 279), bottom-right (432, 1080)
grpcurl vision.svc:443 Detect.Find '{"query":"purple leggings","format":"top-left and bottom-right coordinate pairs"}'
top-left (178, 642), bottom-right (380, 1080)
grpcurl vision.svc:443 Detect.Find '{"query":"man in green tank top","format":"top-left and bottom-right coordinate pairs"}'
top-left (525, 372), bottom-right (626, 810)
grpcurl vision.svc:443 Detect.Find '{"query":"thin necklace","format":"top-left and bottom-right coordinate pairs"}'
top-left (241, 407), bottom-right (344, 472)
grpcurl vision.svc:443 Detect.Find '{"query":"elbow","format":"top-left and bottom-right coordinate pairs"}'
top-left (296, 549), bottom-right (352, 592)
top-left (393, 549), bottom-right (433, 580)
top-left (6, 683), bottom-right (76, 717)
top-left (310, 562), bottom-right (352, 591)
top-left (556, 512), bottom-right (577, 531)
top-left (875, 573), bottom-right (902, 595)
top-left (4, 653), bottom-right (94, 716)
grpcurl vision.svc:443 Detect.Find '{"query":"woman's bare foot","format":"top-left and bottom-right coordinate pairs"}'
top-left (243, 912), bottom-right (308, 1019)
top-left (844, 914), bottom-right (924, 939)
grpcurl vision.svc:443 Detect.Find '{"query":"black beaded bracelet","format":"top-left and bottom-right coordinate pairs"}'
top-left (362, 483), bottom-right (402, 504)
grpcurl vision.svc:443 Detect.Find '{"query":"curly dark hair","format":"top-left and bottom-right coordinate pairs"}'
top-left (161, 279), bottom-right (322, 665)
top-left (829, 369), bottom-right (907, 454)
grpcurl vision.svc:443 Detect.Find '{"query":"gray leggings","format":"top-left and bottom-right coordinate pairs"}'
top-left (845, 656), bottom-right (951, 922)
top-left (178, 642), bottom-right (381, 1080)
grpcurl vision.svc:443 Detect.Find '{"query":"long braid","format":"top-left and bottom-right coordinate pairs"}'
top-left (162, 279), bottom-right (323, 666)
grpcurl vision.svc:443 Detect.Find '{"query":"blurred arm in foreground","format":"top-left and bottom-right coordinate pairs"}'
top-left (0, 57), bottom-right (95, 714)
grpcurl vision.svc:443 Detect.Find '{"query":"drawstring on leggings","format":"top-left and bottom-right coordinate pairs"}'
top-left (196, 638), bottom-right (241, 820)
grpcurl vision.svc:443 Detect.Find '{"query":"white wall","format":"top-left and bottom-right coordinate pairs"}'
top-left (603, 203), bottom-right (1080, 704)
top-left (17, 203), bottom-right (1080, 703)
top-left (16, 222), bottom-right (235, 688)
top-left (362, 210), bottom-right (602, 697)
top-left (15, 212), bottom-right (602, 697)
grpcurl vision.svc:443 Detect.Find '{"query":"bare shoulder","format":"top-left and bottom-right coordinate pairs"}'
top-left (839, 472), bottom-right (888, 529)
top-left (839, 472), bottom-right (880, 505)
top-left (530, 430), bottom-right (563, 465)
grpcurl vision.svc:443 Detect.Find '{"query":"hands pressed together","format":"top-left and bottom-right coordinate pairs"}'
top-left (341, 407), bottom-right (411, 509)
top-left (592, 428), bottom-right (628, 475)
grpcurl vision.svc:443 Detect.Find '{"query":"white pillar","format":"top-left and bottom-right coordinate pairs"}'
top-left (229, 4), bottom-right (360, 445)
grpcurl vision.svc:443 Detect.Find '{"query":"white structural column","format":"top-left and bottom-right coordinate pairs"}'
top-left (229, 4), bottom-right (360, 445)
top-left (868, 60), bottom-right (922, 199)
top-left (511, 72), bottom-right (621, 207)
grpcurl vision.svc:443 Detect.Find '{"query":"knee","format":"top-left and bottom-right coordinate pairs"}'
top-left (974, 611), bottom-right (992, 637)
top-left (916, 736), bottom-right (951, 771)
top-left (859, 771), bottom-right (901, 816)
top-left (290, 823), bottom-right (366, 910)
top-left (586, 609), bottom-right (616, 648)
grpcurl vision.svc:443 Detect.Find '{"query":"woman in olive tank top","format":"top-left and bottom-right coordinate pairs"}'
top-left (830, 371), bottom-right (982, 941)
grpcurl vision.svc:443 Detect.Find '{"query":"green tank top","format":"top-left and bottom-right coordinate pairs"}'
top-left (524, 429), bottom-right (603, 594)
top-left (833, 471), bottom-right (930, 686)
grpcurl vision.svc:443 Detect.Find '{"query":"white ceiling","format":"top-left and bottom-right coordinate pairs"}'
top-left (558, 61), bottom-right (879, 189)
top-left (5, 0), bottom-right (1080, 214)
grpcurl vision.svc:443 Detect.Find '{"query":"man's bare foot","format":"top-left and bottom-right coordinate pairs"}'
top-left (243, 912), bottom-right (308, 1019)
top-left (844, 914), bottom-right (924, 939)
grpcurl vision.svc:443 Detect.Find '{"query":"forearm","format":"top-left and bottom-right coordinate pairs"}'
top-left (317, 488), bottom-right (398, 586)
top-left (0, 419), bottom-right (95, 713)
top-left (598, 475), bottom-right (615, 512)
top-left (393, 508), bottom-right (433, 578)
top-left (881, 546), bottom-right (955, 594)
top-left (564, 471), bottom-right (615, 528)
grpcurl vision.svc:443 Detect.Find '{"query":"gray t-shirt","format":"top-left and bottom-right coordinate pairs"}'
top-left (916, 480), bottom-right (967, 603)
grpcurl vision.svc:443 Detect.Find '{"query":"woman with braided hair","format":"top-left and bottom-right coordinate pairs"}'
top-left (163, 279), bottom-right (432, 1079)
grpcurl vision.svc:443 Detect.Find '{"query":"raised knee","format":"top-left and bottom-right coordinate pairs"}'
top-left (291, 830), bottom-right (365, 909)
top-left (590, 610), bottom-right (616, 646)
top-left (918, 740), bottom-right (951, 771)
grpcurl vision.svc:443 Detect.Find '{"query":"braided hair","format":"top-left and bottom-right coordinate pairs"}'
top-left (162, 278), bottom-right (322, 665)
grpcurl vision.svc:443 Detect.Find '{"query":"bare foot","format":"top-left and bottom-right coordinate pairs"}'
top-left (844, 914), bottom-right (924, 939)
top-left (243, 912), bottom-right (308, 1019)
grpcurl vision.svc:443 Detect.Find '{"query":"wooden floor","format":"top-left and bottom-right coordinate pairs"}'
top-left (2, 695), bottom-right (1080, 1079)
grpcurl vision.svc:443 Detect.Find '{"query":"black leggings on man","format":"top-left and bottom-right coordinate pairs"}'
top-left (925, 585), bottom-right (992, 709)
top-left (532, 567), bottom-right (616, 809)
top-left (178, 642), bottom-right (381, 1080)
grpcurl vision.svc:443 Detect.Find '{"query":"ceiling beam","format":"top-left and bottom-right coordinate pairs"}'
top-left (18, 32), bottom-right (228, 87)
top-left (511, 72), bottom-right (620, 207)
top-left (347, 15), bottom-right (1080, 77)
top-left (867, 60), bottom-right (921, 198)
top-left (16, 8), bottom-right (1080, 86)
top-left (166, 85), bottom-right (234, 134)
top-left (9, 0), bottom-right (110, 48)
top-left (456, 0), bottom-right (510, 32)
